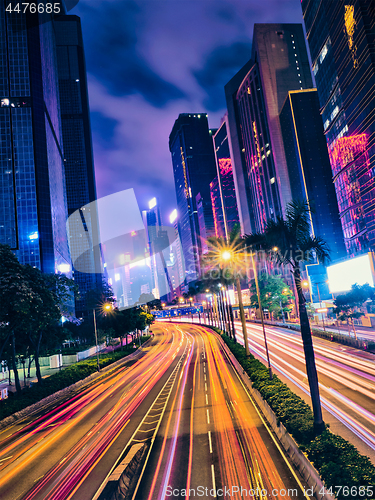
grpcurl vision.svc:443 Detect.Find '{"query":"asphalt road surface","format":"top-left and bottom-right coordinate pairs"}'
top-left (0, 323), bottom-right (310, 500)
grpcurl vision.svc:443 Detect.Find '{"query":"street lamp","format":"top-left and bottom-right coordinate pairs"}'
top-left (250, 251), bottom-right (273, 379)
top-left (220, 249), bottom-right (247, 353)
top-left (93, 308), bottom-right (100, 372)
top-left (279, 287), bottom-right (289, 324)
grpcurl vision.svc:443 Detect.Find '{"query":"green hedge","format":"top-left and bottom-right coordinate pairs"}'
top-left (219, 331), bottom-right (375, 500)
top-left (0, 337), bottom-right (150, 422)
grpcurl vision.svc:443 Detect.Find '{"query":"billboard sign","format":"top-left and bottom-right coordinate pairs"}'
top-left (327, 253), bottom-right (374, 294)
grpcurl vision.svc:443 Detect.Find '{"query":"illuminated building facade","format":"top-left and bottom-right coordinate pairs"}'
top-left (55, 15), bottom-right (102, 317)
top-left (212, 119), bottom-right (240, 238)
top-left (169, 114), bottom-right (217, 284)
top-left (280, 90), bottom-right (346, 261)
top-left (227, 24), bottom-right (314, 233)
top-left (210, 176), bottom-right (225, 239)
top-left (302, 0), bottom-right (375, 255)
top-left (142, 197), bottom-right (170, 300)
top-left (0, 3), bottom-right (71, 275)
top-left (168, 209), bottom-right (185, 300)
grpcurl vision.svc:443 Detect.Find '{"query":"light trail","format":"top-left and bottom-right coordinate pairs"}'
top-left (232, 321), bottom-right (375, 452)
top-left (0, 327), bottom-right (186, 500)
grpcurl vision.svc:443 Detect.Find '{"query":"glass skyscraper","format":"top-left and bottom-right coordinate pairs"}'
top-left (55, 15), bottom-right (102, 317)
top-left (169, 114), bottom-right (217, 284)
top-left (227, 24), bottom-right (314, 234)
top-left (279, 89), bottom-right (346, 261)
top-left (0, 3), bottom-right (71, 275)
top-left (302, 0), bottom-right (375, 255)
top-left (212, 118), bottom-right (240, 239)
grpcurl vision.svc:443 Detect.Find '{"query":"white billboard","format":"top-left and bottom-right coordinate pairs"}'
top-left (327, 254), bottom-right (374, 294)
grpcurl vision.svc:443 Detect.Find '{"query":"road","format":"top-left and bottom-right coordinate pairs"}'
top-left (212, 318), bottom-right (375, 463)
top-left (0, 323), bottom-right (309, 500)
top-left (174, 317), bottom-right (375, 463)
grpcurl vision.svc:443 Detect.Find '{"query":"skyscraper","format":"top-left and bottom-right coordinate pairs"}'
top-left (279, 89), bottom-right (346, 261)
top-left (142, 197), bottom-right (171, 299)
top-left (169, 209), bottom-right (185, 299)
top-left (212, 118), bottom-right (240, 239)
top-left (0, 4), bottom-right (71, 275)
top-left (55, 15), bottom-right (102, 317)
top-left (169, 114), bottom-right (217, 284)
top-left (227, 24), bottom-right (314, 234)
top-left (302, 0), bottom-right (375, 255)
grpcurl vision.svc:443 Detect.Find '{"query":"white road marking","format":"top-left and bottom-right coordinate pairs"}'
top-left (211, 465), bottom-right (216, 497)
top-left (206, 409), bottom-right (210, 424)
top-left (206, 394), bottom-right (208, 405)
top-left (208, 431), bottom-right (213, 453)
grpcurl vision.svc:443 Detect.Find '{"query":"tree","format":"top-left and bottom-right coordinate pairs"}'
top-left (108, 308), bottom-right (137, 349)
top-left (249, 274), bottom-right (294, 320)
top-left (22, 267), bottom-right (77, 384)
top-left (245, 200), bottom-right (330, 435)
top-left (0, 246), bottom-right (41, 394)
top-left (334, 283), bottom-right (374, 339)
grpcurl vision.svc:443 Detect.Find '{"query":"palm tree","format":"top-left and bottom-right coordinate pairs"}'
top-left (245, 200), bottom-right (329, 434)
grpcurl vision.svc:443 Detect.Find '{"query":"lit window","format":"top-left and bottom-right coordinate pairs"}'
top-left (331, 106), bottom-right (339, 120)
top-left (115, 273), bottom-right (120, 281)
top-left (324, 119), bottom-right (330, 130)
top-left (319, 43), bottom-right (328, 63)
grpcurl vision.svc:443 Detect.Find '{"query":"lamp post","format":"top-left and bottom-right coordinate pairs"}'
top-left (93, 308), bottom-right (100, 372)
top-left (280, 288), bottom-right (288, 324)
top-left (250, 251), bottom-right (272, 379)
top-left (220, 250), bottom-right (249, 355)
top-left (303, 281), bottom-right (326, 332)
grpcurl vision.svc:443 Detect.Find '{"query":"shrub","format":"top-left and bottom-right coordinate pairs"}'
top-left (0, 337), bottom-right (150, 422)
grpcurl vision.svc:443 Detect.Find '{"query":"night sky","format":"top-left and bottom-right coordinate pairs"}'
top-left (70, 0), bottom-right (304, 223)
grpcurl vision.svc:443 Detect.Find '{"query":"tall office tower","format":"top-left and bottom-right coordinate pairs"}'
top-left (169, 209), bottom-right (185, 298)
top-left (55, 15), bottom-right (102, 318)
top-left (169, 114), bottom-right (217, 284)
top-left (302, 1), bottom-right (375, 256)
top-left (142, 197), bottom-right (171, 299)
top-left (212, 118), bottom-right (240, 238)
top-left (280, 89), bottom-right (346, 261)
top-left (0, 4), bottom-right (71, 276)
top-left (210, 176), bottom-right (225, 239)
top-left (225, 24), bottom-right (313, 234)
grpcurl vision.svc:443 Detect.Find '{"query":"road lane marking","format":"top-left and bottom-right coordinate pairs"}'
top-left (204, 374), bottom-right (206, 381)
top-left (206, 394), bottom-right (208, 405)
top-left (219, 338), bottom-right (312, 500)
top-left (205, 383), bottom-right (207, 391)
top-left (211, 464), bottom-right (216, 497)
top-left (208, 431), bottom-right (212, 453)
top-left (206, 409), bottom-right (210, 424)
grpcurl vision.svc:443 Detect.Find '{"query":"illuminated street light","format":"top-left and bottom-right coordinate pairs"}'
top-left (221, 250), bottom-right (232, 261)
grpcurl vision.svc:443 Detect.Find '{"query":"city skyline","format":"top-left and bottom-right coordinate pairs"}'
top-left (69, 0), bottom-right (304, 222)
